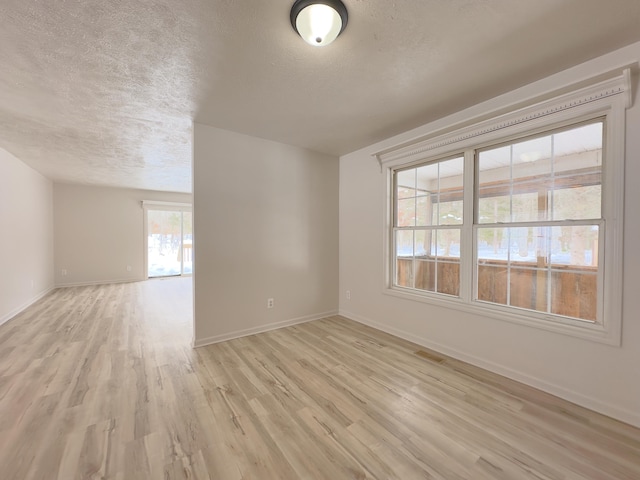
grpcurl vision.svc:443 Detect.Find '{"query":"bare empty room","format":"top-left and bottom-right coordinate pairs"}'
top-left (1, 1), bottom-right (640, 479)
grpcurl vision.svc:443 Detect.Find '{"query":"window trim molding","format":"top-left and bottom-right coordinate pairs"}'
top-left (378, 68), bottom-right (633, 346)
top-left (373, 68), bottom-right (632, 168)
top-left (141, 200), bottom-right (192, 212)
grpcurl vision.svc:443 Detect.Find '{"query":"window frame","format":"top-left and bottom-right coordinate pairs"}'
top-left (472, 119), bottom-right (605, 324)
top-left (392, 155), bottom-right (465, 296)
top-left (378, 70), bottom-right (630, 345)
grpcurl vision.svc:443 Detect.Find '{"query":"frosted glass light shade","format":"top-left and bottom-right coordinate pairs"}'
top-left (291, 0), bottom-right (348, 47)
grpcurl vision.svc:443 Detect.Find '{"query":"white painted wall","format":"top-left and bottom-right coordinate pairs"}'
top-left (193, 125), bottom-right (339, 346)
top-left (0, 148), bottom-right (54, 325)
top-left (339, 42), bottom-right (640, 427)
top-left (54, 184), bottom-right (191, 286)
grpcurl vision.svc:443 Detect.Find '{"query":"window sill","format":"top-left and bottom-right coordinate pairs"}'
top-left (383, 286), bottom-right (621, 346)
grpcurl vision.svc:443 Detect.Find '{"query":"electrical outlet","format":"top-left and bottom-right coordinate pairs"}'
top-left (346, 290), bottom-right (351, 300)
top-left (61, 269), bottom-right (67, 276)
top-left (267, 298), bottom-right (274, 309)
top-left (126, 265), bottom-right (132, 272)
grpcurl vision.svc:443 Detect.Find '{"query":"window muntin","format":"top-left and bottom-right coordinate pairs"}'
top-left (475, 120), bottom-right (603, 323)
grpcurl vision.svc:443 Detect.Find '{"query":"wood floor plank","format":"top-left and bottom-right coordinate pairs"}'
top-left (1, 278), bottom-right (639, 479)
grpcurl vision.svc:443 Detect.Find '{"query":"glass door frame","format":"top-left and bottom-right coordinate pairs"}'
top-left (142, 201), bottom-right (193, 279)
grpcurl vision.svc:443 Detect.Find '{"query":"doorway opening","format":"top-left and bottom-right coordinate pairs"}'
top-left (143, 202), bottom-right (192, 278)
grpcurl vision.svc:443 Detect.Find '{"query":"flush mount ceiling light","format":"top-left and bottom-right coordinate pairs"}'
top-left (290, 0), bottom-right (348, 47)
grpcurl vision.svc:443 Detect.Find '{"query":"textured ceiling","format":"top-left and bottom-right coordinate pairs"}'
top-left (1, 0), bottom-right (640, 193)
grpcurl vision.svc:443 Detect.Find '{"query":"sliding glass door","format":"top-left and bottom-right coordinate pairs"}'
top-left (146, 207), bottom-right (192, 278)
top-left (182, 211), bottom-right (193, 275)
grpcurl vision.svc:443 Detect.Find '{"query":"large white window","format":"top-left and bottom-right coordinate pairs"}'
top-left (380, 70), bottom-right (630, 344)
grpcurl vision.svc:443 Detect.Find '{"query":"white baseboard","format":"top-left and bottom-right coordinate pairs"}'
top-left (339, 309), bottom-right (640, 429)
top-left (0, 286), bottom-right (56, 327)
top-left (193, 310), bottom-right (339, 348)
top-left (55, 277), bottom-right (145, 288)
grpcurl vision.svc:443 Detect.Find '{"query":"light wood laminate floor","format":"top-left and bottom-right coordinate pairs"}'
top-left (1, 278), bottom-right (639, 479)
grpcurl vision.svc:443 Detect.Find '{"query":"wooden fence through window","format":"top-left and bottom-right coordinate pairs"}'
top-left (396, 258), bottom-right (597, 321)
